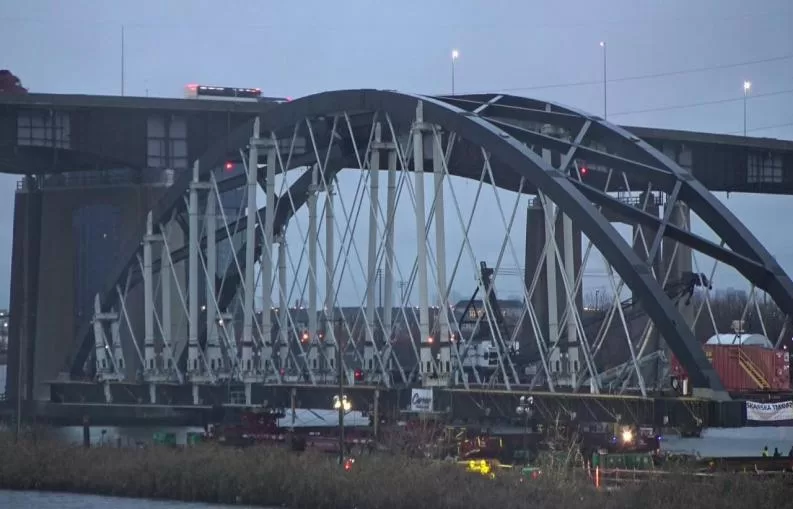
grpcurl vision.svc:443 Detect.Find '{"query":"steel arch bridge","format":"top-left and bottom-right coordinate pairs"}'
top-left (61, 89), bottom-right (793, 407)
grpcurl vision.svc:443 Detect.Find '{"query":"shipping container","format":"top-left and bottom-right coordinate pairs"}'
top-left (671, 345), bottom-right (790, 393)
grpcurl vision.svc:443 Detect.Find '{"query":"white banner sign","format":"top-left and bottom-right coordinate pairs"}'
top-left (747, 400), bottom-right (793, 422)
top-left (410, 388), bottom-right (434, 413)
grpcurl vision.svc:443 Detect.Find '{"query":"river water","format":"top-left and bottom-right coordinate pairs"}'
top-left (0, 490), bottom-right (261, 508)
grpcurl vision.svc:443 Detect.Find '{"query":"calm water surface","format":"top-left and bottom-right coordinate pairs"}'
top-left (0, 490), bottom-right (263, 508)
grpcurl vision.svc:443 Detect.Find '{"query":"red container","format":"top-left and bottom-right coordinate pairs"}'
top-left (671, 345), bottom-right (790, 393)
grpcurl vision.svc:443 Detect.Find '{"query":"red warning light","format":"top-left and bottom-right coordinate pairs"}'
top-left (224, 162), bottom-right (234, 172)
top-left (580, 167), bottom-right (588, 175)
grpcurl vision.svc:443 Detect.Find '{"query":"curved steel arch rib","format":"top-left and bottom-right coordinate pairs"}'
top-left (71, 89), bottom-right (745, 397)
top-left (444, 93), bottom-right (793, 319)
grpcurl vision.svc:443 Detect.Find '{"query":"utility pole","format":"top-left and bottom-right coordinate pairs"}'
top-left (336, 326), bottom-right (345, 465)
top-left (120, 25), bottom-right (125, 96)
top-left (399, 280), bottom-right (408, 304)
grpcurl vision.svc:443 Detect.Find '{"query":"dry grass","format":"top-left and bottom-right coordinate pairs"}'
top-left (0, 433), bottom-right (790, 509)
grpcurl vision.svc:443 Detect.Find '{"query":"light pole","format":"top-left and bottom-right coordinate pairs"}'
top-left (451, 49), bottom-right (459, 95)
top-left (743, 80), bottom-right (751, 137)
top-left (599, 41), bottom-right (607, 120)
top-left (333, 334), bottom-right (352, 465)
top-left (516, 395), bottom-right (534, 461)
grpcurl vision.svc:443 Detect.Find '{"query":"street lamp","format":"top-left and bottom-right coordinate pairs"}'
top-left (743, 80), bottom-right (752, 136)
top-left (333, 394), bottom-right (352, 412)
top-left (599, 41), bottom-right (607, 120)
top-left (451, 49), bottom-right (459, 95)
top-left (516, 395), bottom-right (534, 458)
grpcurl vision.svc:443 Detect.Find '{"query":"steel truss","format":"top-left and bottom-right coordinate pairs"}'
top-left (67, 90), bottom-right (793, 404)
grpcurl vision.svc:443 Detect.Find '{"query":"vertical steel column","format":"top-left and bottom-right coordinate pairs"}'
top-left (93, 295), bottom-right (108, 377)
top-left (383, 147), bottom-right (397, 371)
top-left (541, 144), bottom-right (560, 378)
top-left (161, 235), bottom-right (173, 374)
top-left (563, 212), bottom-right (579, 383)
top-left (278, 231), bottom-right (289, 371)
top-left (206, 187), bottom-right (221, 373)
top-left (413, 102), bottom-right (432, 381)
top-left (242, 118), bottom-right (260, 377)
top-left (143, 211), bottom-right (155, 373)
top-left (261, 139), bottom-right (277, 374)
top-left (110, 319), bottom-right (124, 378)
top-left (188, 160), bottom-right (201, 375)
top-left (432, 129), bottom-right (451, 379)
top-left (307, 165), bottom-right (320, 373)
top-left (365, 123), bottom-right (381, 374)
top-left (325, 181), bottom-right (337, 377)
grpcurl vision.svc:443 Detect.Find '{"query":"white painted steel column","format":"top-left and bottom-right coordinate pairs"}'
top-left (188, 160), bottom-right (201, 375)
top-left (110, 319), bottom-right (124, 378)
top-left (413, 102), bottom-right (432, 381)
top-left (563, 212), bottom-right (579, 383)
top-left (143, 211), bottom-right (155, 373)
top-left (432, 130), bottom-right (451, 379)
top-left (541, 144), bottom-right (560, 377)
top-left (161, 238), bottom-right (173, 374)
top-left (261, 139), bottom-right (277, 374)
top-left (278, 231), bottom-right (289, 371)
top-left (242, 118), bottom-right (260, 376)
top-left (93, 295), bottom-right (109, 377)
top-left (206, 188), bottom-right (221, 373)
top-left (365, 123), bottom-right (381, 374)
top-left (307, 165), bottom-right (320, 373)
top-left (325, 181), bottom-right (337, 376)
top-left (382, 149), bottom-right (397, 371)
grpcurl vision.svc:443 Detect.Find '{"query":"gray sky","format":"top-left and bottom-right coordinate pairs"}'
top-left (1, 0), bottom-right (793, 308)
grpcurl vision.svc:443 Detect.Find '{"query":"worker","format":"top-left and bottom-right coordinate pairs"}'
top-left (762, 446), bottom-right (769, 457)
top-left (773, 448), bottom-right (781, 458)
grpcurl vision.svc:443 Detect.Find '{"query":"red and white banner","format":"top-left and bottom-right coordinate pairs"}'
top-left (746, 400), bottom-right (793, 422)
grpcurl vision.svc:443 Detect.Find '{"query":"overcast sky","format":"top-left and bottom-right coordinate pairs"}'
top-left (1, 0), bottom-right (792, 309)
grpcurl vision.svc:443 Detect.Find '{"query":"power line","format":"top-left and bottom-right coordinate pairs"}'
top-left (736, 120), bottom-right (793, 135)
top-left (609, 87), bottom-right (793, 118)
top-left (479, 53), bottom-right (793, 94)
top-left (458, 85), bottom-right (793, 124)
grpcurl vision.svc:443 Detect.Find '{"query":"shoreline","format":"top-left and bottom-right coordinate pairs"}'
top-left (0, 434), bottom-right (789, 509)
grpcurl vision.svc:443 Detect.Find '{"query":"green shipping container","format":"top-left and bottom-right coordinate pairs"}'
top-left (186, 432), bottom-right (204, 445)
top-left (152, 432), bottom-right (177, 446)
top-left (594, 452), bottom-right (653, 470)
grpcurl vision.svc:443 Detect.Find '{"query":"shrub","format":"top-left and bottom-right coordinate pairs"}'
top-left (0, 433), bottom-right (787, 509)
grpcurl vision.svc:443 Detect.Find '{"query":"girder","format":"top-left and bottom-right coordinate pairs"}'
top-left (65, 89), bottom-right (793, 401)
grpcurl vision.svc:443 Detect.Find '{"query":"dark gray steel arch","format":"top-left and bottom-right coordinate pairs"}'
top-left (442, 93), bottom-right (793, 331)
top-left (69, 89), bottom-right (728, 396)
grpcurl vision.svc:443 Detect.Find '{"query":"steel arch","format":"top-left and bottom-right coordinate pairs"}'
top-left (69, 89), bottom-right (756, 397)
top-left (441, 93), bottom-right (793, 319)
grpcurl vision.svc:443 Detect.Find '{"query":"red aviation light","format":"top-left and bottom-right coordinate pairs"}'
top-left (224, 162), bottom-right (234, 172)
top-left (580, 166), bottom-right (588, 176)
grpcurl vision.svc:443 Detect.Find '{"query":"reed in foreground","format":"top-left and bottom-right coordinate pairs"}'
top-left (0, 434), bottom-right (789, 509)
